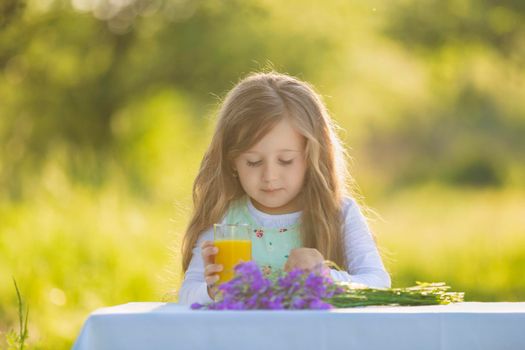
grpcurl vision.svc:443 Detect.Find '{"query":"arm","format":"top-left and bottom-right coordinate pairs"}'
top-left (178, 227), bottom-right (215, 305)
top-left (330, 198), bottom-right (391, 288)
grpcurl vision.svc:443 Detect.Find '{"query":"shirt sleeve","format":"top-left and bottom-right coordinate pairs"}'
top-left (178, 227), bottom-right (215, 305)
top-left (329, 197), bottom-right (391, 288)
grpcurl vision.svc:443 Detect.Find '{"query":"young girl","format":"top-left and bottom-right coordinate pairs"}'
top-left (178, 71), bottom-right (390, 304)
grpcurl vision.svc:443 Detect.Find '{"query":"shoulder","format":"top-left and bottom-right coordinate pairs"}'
top-left (341, 196), bottom-right (360, 217)
top-left (197, 198), bottom-right (246, 241)
top-left (340, 196), bottom-right (370, 227)
top-left (193, 225), bottom-right (214, 251)
top-left (224, 197), bottom-right (248, 223)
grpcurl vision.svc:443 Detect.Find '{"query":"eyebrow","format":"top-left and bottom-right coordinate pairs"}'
top-left (244, 149), bottom-right (302, 154)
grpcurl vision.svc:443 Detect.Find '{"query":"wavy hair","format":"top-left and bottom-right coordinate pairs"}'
top-left (182, 71), bottom-right (351, 272)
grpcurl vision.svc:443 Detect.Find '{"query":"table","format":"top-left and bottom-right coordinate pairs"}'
top-left (72, 302), bottom-right (525, 350)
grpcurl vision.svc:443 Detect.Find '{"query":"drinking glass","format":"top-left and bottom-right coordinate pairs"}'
top-left (213, 224), bottom-right (252, 284)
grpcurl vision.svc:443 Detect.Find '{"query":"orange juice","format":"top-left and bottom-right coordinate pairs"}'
top-left (215, 239), bottom-right (252, 283)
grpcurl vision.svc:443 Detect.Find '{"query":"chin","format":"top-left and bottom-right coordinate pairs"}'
top-left (254, 196), bottom-right (294, 210)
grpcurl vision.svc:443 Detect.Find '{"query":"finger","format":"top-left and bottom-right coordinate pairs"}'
top-left (205, 275), bottom-right (219, 286)
top-left (207, 284), bottom-right (218, 300)
top-left (205, 264), bottom-right (223, 276)
top-left (314, 261), bottom-right (330, 276)
top-left (297, 260), bottom-right (316, 271)
top-left (286, 260), bottom-right (313, 272)
top-left (201, 246), bottom-right (219, 265)
top-left (200, 240), bottom-right (214, 250)
top-left (202, 245), bottom-right (219, 257)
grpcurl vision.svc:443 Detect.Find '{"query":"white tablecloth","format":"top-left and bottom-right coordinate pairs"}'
top-left (72, 302), bottom-right (525, 350)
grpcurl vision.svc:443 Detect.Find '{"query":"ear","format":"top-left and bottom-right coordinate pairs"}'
top-left (231, 163), bottom-right (238, 177)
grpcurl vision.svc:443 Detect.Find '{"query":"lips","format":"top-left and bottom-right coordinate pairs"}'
top-left (261, 188), bottom-right (282, 193)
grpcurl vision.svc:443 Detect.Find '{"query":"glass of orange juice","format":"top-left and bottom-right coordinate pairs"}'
top-left (214, 223), bottom-right (252, 284)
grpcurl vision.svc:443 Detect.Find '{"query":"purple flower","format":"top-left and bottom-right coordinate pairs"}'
top-left (234, 261), bottom-right (262, 278)
top-left (291, 297), bottom-right (306, 309)
top-left (190, 303), bottom-right (204, 310)
top-left (268, 296), bottom-right (285, 310)
top-left (251, 276), bottom-right (271, 293)
top-left (192, 261), bottom-right (340, 311)
top-left (308, 299), bottom-right (332, 310)
top-left (305, 274), bottom-right (327, 296)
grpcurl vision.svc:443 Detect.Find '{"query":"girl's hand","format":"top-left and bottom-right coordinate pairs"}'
top-left (200, 240), bottom-right (222, 299)
top-left (284, 248), bottom-right (329, 274)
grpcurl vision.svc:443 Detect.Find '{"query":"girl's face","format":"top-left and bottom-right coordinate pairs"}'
top-left (233, 118), bottom-right (307, 214)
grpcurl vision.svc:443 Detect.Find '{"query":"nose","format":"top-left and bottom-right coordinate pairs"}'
top-left (262, 163), bottom-right (278, 183)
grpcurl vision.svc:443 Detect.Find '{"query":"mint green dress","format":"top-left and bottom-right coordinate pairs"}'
top-left (224, 197), bottom-right (302, 276)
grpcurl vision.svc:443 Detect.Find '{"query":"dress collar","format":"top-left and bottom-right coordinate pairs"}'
top-left (246, 197), bottom-right (302, 228)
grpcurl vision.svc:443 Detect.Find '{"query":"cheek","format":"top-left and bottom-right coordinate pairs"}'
top-left (238, 168), bottom-right (259, 186)
top-left (287, 163), bottom-right (307, 185)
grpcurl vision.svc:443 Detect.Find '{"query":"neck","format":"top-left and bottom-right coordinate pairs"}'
top-left (250, 196), bottom-right (302, 215)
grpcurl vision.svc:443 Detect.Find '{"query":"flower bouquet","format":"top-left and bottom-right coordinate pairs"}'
top-left (191, 262), bottom-right (464, 310)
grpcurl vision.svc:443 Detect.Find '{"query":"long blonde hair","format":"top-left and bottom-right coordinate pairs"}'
top-left (182, 71), bottom-right (351, 272)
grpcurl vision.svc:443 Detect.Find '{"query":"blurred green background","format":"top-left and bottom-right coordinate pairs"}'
top-left (1, 0), bottom-right (525, 348)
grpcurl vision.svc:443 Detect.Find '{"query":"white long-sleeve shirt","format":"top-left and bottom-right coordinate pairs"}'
top-left (178, 197), bottom-right (391, 305)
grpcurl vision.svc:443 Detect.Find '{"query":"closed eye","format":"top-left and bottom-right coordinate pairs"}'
top-left (247, 159), bottom-right (293, 167)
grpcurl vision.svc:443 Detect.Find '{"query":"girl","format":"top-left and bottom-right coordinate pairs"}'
top-left (178, 71), bottom-right (390, 304)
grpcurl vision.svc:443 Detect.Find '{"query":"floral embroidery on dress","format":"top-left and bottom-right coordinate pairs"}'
top-left (279, 228), bottom-right (288, 233)
top-left (254, 229), bottom-right (264, 238)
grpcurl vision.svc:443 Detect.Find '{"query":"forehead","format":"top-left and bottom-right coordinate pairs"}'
top-left (243, 118), bottom-right (305, 154)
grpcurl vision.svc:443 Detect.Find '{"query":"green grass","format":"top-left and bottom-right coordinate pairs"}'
top-left (1, 179), bottom-right (524, 349)
top-left (0, 178), bottom-right (185, 349)
top-left (370, 183), bottom-right (525, 301)
top-left (4, 278), bottom-right (29, 350)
